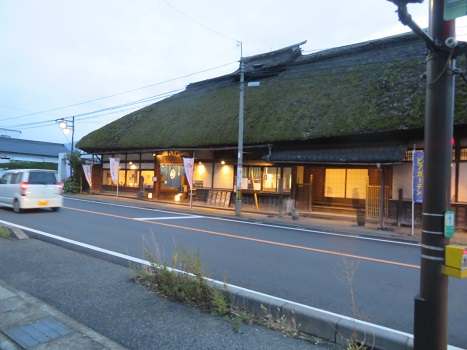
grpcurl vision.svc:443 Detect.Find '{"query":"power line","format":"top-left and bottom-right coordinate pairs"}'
top-left (6, 88), bottom-right (185, 131)
top-left (0, 61), bottom-right (237, 123)
top-left (159, 0), bottom-right (239, 43)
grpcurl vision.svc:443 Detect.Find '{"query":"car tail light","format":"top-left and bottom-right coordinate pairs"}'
top-left (20, 182), bottom-right (28, 196)
top-left (57, 182), bottom-right (64, 192)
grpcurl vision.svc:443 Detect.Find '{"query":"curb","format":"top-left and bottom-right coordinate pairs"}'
top-left (2, 225), bottom-right (28, 240)
top-left (214, 280), bottom-right (464, 350)
top-left (209, 280), bottom-right (415, 350)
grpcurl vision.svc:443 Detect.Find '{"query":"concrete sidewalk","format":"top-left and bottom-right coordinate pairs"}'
top-left (0, 276), bottom-right (125, 350)
top-left (0, 193), bottom-right (466, 350)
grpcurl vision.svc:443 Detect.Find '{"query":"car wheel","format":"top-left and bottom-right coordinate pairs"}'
top-left (51, 207), bottom-right (60, 212)
top-left (13, 199), bottom-right (21, 213)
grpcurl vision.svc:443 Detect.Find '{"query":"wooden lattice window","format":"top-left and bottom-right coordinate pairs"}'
top-left (461, 148), bottom-right (467, 161)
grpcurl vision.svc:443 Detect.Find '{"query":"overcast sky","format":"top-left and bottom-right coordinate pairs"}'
top-left (1, 1), bottom-right (465, 146)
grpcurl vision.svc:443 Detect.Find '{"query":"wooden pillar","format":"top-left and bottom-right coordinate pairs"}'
top-left (154, 155), bottom-right (161, 199)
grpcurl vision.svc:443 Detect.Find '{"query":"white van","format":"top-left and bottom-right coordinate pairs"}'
top-left (0, 169), bottom-right (63, 213)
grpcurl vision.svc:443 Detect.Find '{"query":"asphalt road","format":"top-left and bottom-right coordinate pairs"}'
top-left (1, 197), bottom-right (466, 348)
top-left (0, 238), bottom-right (345, 350)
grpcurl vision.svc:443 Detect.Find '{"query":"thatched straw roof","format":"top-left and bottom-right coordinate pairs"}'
top-left (76, 32), bottom-right (467, 153)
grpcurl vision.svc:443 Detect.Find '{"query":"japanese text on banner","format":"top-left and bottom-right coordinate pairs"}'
top-left (413, 151), bottom-right (424, 203)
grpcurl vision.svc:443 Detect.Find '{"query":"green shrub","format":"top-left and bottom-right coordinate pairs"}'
top-left (0, 161), bottom-right (57, 170)
top-left (64, 178), bottom-right (80, 194)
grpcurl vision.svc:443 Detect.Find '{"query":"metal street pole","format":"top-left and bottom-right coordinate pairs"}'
top-left (235, 42), bottom-right (244, 216)
top-left (413, 0), bottom-right (456, 348)
top-left (57, 117), bottom-right (75, 152)
top-left (71, 116), bottom-right (75, 153)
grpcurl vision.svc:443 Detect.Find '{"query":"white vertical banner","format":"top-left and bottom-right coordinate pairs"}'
top-left (109, 158), bottom-right (120, 197)
top-left (183, 156), bottom-right (195, 208)
top-left (183, 157), bottom-right (194, 190)
top-left (82, 164), bottom-right (92, 188)
top-left (109, 158), bottom-right (120, 183)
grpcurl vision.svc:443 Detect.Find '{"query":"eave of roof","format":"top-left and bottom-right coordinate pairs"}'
top-left (263, 144), bottom-right (408, 165)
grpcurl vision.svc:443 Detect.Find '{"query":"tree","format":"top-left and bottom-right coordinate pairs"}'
top-left (63, 151), bottom-right (84, 193)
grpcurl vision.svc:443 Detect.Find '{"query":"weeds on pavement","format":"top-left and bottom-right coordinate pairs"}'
top-left (0, 226), bottom-right (10, 238)
top-left (338, 258), bottom-right (374, 350)
top-left (133, 240), bottom-right (302, 338)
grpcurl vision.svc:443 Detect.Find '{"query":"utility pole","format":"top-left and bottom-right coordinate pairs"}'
top-left (236, 42), bottom-right (244, 217)
top-left (413, 0), bottom-right (455, 348)
top-left (57, 116), bottom-right (75, 152)
top-left (71, 116), bottom-right (75, 153)
top-left (389, 0), bottom-right (458, 348)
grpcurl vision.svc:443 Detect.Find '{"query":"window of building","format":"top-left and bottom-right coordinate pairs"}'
top-left (404, 148), bottom-right (467, 162)
top-left (126, 171), bottom-right (138, 187)
top-left (141, 171), bottom-right (154, 188)
top-left (241, 166), bottom-right (292, 193)
top-left (325, 168), bottom-right (367, 199)
top-left (282, 167), bottom-right (292, 192)
top-left (460, 148), bottom-right (467, 161)
top-left (242, 166), bottom-right (261, 190)
top-left (263, 167), bottom-right (278, 192)
top-left (102, 169), bottom-right (129, 187)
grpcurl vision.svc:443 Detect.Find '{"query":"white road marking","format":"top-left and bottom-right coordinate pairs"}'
top-left (133, 215), bottom-right (203, 221)
top-left (208, 216), bottom-right (421, 247)
top-left (66, 197), bottom-right (420, 247)
top-left (68, 197), bottom-right (195, 217)
top-left (0, 219), bottom-right (148, 266)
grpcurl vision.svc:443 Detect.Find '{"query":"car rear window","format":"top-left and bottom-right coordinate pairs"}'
top-left (11, 173), bottom-right (22, 184)
top-left (0, 174), bottom-right (11, 184)
top-left (28, 172), bottom-right (57, 185)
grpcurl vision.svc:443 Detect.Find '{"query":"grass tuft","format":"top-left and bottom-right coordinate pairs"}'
top-left (134, 244), bottom-right (229, 314)
top-left (0, 227), bottom-right (11, 239)
top-left (133, 241), bottom-right (304, 338)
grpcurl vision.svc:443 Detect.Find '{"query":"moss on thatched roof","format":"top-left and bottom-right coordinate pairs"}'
top-left (77, 33), bottom-right (467, 153)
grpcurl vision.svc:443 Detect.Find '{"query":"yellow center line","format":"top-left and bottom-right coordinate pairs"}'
top-left (66, 206), bottom-right (421, 269)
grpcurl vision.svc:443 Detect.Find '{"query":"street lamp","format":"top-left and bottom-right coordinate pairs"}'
top-left (56, 117), bottom-right (75, 152)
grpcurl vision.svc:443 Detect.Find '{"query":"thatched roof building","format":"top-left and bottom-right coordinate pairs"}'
top-left (76, 32), bottom-right (467, 154)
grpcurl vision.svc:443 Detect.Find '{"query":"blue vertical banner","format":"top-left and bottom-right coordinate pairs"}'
top-left (413, 151), bottom-right (424, 203)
